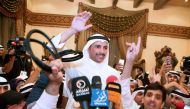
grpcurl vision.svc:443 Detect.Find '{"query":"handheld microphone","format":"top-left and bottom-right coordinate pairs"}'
top-left (91, 89), bottom-right (109, 108)
top-left (91, 76), bottom-right (102, 89)
top-left (91, 76), bottom-right (109, 108)
top-left (175, 101), bottom-right (185, 109)
top-left (71, 76), bottom-right (91, 109)
top-left (106, 82), bottom-right (121, 109)
top-left (106, 75), bottom-right (118, 84)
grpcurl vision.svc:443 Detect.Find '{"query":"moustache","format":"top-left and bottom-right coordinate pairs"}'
top-left (96, 53), bottom-right (106, 57)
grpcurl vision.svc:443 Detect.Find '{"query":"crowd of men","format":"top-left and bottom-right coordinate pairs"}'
top-left (0, 11), bottom-right (190, 109)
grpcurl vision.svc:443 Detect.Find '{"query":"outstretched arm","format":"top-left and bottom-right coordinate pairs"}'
top-left (31, 59), bottom-right (64, 109)
top-left (120, 36), bottom-right (141, 109)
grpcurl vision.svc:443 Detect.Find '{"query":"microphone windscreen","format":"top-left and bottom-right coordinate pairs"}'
top-left (175, 101), bottom-right (185, 109)
top-left (71, 76), bottom-right (91, 101)
top-left (106, 75), bottom-right (118, 84)
top-left (90, 89), bottom-right (109, 107)
top-left (91, 76), bottom-right (102, 89)
top-left (106, 82), bottom-right (121, 104)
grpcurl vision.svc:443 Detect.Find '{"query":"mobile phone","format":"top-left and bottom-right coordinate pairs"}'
top-left (166, 56), bottom-right (171, 65)
top-left (119, 59), bottom-right (124, 65)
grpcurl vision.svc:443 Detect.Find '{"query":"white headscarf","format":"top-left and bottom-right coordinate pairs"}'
top-left (82, 34), bottom-right (110, 65)
top-left (166, 70), bottom-right (180, 82)
top-left (170, 89), bottom-right (190, 105)
top-left (132, 86), bottom-right (145, 99)
top-left (0, 76), bottom-right (10, 90)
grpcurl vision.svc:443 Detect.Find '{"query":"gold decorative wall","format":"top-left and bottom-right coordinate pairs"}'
top-left (25, 10), bottom-right (190, 39)
top-left (148, 23), bottom-right (190, 39)
top-left (26, 10), bottom-right (73, 28)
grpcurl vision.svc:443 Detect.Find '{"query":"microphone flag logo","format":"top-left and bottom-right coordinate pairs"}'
top-left (90, 89), bottom-right (109, 107)
top-left (76, 79), bottom-right (86, 89)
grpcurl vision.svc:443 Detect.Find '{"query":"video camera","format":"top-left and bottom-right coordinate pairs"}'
top-left (7, 37), bottom-right (26, 56)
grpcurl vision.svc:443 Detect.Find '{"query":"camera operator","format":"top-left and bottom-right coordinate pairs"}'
top-left (3, 39), bottom-right (33, 81)
top-left (0, 45), bottom-right (15, 79)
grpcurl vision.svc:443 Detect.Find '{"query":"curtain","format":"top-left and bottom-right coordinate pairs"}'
top-left (76, 2), bottom-right (148, 67)
top-left (0, 14), bottom-right (16, 48)
top-left (0, 0), bottom-right (26, 48)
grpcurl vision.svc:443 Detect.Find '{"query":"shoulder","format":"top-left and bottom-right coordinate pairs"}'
top-left (107, 66), bottom-right (120, 76)
top-left (109, 65), bottom-right (119, 71)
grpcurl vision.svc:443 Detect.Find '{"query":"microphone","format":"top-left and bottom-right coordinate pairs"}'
top-left (90, 76), bottom-right (109, 108)
top-left (91, 76), bottom-right (102, 89)
top-left (106, 82), bottom-right (121, 109)
top-left (175, 101), bottom-right (185, 109)
top-left (106, 75), bottom-right (118, 84)
top-left (71, 76), bottom-right (91, 109)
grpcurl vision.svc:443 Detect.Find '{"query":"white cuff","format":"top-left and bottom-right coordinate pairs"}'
top-left (47, 33), bottom-right (65, 51)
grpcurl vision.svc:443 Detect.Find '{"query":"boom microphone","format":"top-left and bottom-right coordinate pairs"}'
top-left (71, 76), bottom-right (91, 109)
top-left (106, 82), bottom-right (121, 109)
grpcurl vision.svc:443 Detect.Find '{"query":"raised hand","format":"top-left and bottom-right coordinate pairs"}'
top-left (58, 11), bottom-right (93, 44)
top-left (126, 36), bottom-right (141, 62)
top-left (121, 36), bottom-right (141, 80)
top-left (149, 68), bottom-right (161, 83)
top-left (159, 61), bottom-right (172, 76)
top-left (71, 11), bottom-right (93, 32)
top-left (47, 59), bottom-right (64, 84)
top-left (44, 59), bottom-right (64, 96)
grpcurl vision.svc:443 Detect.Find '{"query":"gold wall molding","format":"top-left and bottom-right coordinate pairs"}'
top-left (26, 10), bottom-right (73, 27)
top-left (148, 23), bottom-right (190, 39)
top-left (26, 9), bottom-right (190, 39)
